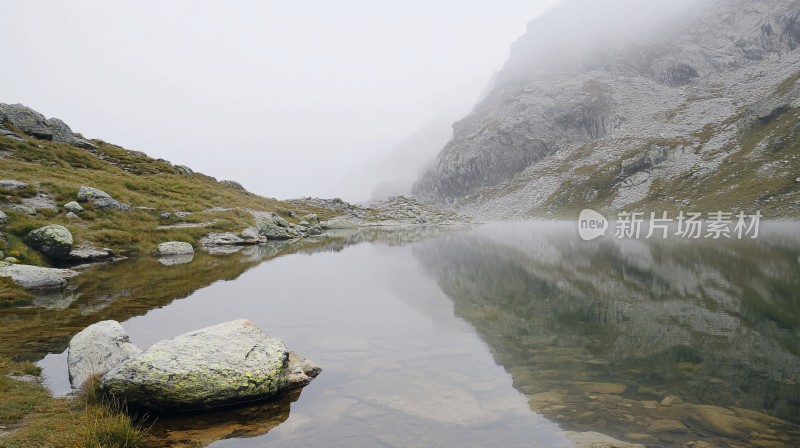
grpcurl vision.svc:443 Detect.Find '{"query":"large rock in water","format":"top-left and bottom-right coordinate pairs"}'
top-left (76, 186), bottom-right (131, 212)
top-left (24, 224), bottom-right (73, 260)
top-left (0, 264), bottom-right (79, 290)
top-left (157, 241), bottom-right (194, 256)
top-left (100, 319), bottom-right (318, 411)
top-left (256, 213), bottom-right (299, 240)
top-left (68, 321), bottom-right (142, 389)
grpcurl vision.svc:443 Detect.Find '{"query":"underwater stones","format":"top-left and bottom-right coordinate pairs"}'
top-left (68, 320), bottom-right (142, 389)
top-left (100, 319), bottom-right (320, 411)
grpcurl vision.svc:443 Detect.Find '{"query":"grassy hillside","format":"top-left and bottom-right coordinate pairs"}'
top-left (0, 130), bottom-right (340, 264)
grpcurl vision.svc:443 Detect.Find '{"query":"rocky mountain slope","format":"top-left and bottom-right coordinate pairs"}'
top-left (0, 103), bottom-right (468, 270)
top-left (413, 0), bottom-right (800, 219)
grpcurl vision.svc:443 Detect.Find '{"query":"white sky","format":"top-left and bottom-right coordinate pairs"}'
top-left (0, 0), bottom-right (559, 201)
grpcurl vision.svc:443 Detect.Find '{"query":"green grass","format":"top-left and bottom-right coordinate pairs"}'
top-left (0, 131), bottom-right (341, 261)
top-left (0, 277), bottom-right (34, 308)
top-left (0, 356), bottom-right (150, 448)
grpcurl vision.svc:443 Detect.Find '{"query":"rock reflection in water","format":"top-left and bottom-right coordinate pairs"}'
top-left (412, 221), bottom-right (800, 447)
top-left (146, 388), bottom-right (302, 448)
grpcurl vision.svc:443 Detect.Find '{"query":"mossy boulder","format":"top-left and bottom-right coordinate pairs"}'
top-left (24, 224), bottom-right (73, 260)
top-left (157, 241), bottom-right (194, 256)
top-left (76, 186), bottom-right (131, 212)
top-left (67, 320), bottom-right (142, 389)
top-left (100, 319), bottom-right (319, 411)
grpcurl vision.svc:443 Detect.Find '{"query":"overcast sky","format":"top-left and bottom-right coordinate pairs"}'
top-left (0, 0), bottom-right (559, 201)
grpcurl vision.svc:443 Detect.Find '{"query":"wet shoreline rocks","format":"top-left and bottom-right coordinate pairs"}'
top-left (68, 319), bottom-right (320, 412)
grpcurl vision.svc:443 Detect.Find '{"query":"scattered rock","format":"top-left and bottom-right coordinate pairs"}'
top-left (175, 165), bottom-right (194, 176)
top-left (0, 128), bottom-right (24, 141)
top-left (0, 264), bottom-right (79, 290)
top-left (127, 150), bottom-right (148, 158)
top-left (201, 233), bottom-right (246, 246)
top-left (256, 213), bottom-right (300, 240)
top-left (302, 213), bottom-right (319, 224)
top-left (100, 319), bottom-right (319, 411)
top-left (24, 224), bottom-right (73, 260)
top-left (65, 212), bottom-right (79, 220)
top-left (157, 242), bottom-right (194, 256)
top-left (76, 186), bottom-right (131, 212)
top-left (68, 320), bottom-right (142, 389)
top-left (0, 103), bottom-right (94, 147)
top-left (660, 395), bottom-right (683, 406)
top-left (0, 210), bottom-right (6, 226)
top-left (562, 431), bottom-right (644, 448)
top-left (0, 180), bottom-right (28, 190)
top-left (240, 228), bottom-right (261, 242)
top-left (220, 180), bottom-right (246, 191)
top-left (159, 212), bottom-right (171, 219)
top-left (69, 247), bottom-right (114, 263)
top-left (63, 201), bottom-right (83, 213)
top-left (686, 405), bottom-right (770, 438)
top-left (286, 352), bottom-right (322, 388)
top-left (8, 204), bottom-right (35, 215)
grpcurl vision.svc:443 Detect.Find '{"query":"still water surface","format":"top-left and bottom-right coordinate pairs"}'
top-left (6, 222), bottom-right (800, 447)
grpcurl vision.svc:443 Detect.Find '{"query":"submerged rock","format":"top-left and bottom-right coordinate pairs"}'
top-left (24, 224), bottom-right (73, 260)
top-left (68, 320), bottom-right (142, 389)
top-left (0, 264), bottom-right (79, 290)
top-left (100, 319), bottom-right (320, 411)
top-left (76, 186), bottom-right (131, 212)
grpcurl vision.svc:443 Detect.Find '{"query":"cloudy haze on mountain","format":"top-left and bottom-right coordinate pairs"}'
top-left (0, 0), bottom-right (559, 200)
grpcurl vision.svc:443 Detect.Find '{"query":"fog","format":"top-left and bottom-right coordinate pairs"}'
top-left (0, 1), bottom-right (559, 201)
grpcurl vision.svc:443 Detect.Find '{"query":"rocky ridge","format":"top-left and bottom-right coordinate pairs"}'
top-left (413, 0), bottom-right (800, 219)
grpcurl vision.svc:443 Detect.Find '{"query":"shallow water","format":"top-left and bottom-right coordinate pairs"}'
top-left (4, 222), bottom-right (800, 447)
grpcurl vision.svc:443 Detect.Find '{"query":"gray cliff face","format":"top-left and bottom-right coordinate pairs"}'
top-left (413, 0), bottom-right (800, 218)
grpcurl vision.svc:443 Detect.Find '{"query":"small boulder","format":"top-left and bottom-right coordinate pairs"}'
top-left (240, 228), bottom-right (261, 243)
top-left (69, 247), bottom-right (114, 263)
top-left (65, 212), bottom-right (79, 220)
top-left (68, 320), bottom-right (142, 389)
top-left (0, 264), bottom-right (79, 290)
top-left (100, 319), bottom-right (319, 411)
top-left (64, 201), bottom-right (83, 213)
top-left (0, 180), bottom-right (28, 190)
top-left (9, 204), bottom-right (36, 215)
top-left (157, 241), bottom-right (194, 256)
top-left (159, 212), bottom-right (171, 219)
top-left (201, 233), bottom-right (245, 246)
top-left (24, 224), bottom-right (73, 260)
top-left (4, 257), bottom-right (19, 264)
top-left (257, 214), bottom-right (300, 240)
top-left (220, 180), bottom-right (246, 191)
top-left (0, 210), bottom-right (6, 226)
top-left (302, 213), bottom-right (319, 225)
top-left (77, 186), bottom-right (131, 212)
top-left (175, 165), bottom-right (194, 176)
